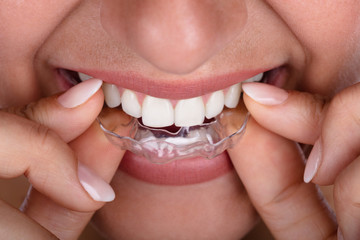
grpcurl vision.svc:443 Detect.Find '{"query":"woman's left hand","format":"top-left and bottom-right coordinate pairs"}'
top-left (228, 82), bottom-right (360, 239)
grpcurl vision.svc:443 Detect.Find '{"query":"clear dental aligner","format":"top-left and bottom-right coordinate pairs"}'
top-left (98, 109), bottom-right (249, 164)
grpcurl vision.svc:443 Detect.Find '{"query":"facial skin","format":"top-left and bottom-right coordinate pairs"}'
top-left (1, 0), bottom-right (360, 239)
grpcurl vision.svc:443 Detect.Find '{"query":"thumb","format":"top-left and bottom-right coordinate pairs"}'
top-left (7, 78), bottom-right (104, 143)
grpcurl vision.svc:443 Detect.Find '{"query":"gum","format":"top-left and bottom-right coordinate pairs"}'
top-left (98, 106), bottom-right (249, 164)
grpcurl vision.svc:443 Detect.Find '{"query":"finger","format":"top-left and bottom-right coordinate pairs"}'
top-left (304, 83), bottom-right (360, 184)
top-left (0, 110), bottom-right (111, 211)
top-left (70, 108), bottom-right (132, 180)
top-left (0, 80), bottom-right (114, 211)
top-left (334, 155), bottom-right (360, 240)
top-left (0, 199), bottom-right (57, 239)
top-left (227, 119), bottom-right (337, 239)
top-left (242, 82), bottom-right (360, 184)
top-left (6, 78), bottom-right (104, 143)
top-left (241, 82), bottom-right (327, 145)
top-left (23, 109), bottom-right (129, 239)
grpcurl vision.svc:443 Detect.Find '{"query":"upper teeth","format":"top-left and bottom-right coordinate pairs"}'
top-left (102, 83), bottom-right (121, 108)
top-left (78, 72), bottom-right (264, 127)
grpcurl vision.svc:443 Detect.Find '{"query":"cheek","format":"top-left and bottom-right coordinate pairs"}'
top-left (268, 1), bottom-right (360, 94)
top-left (267, 1), bottom-right (359, 52)
top-left (92, 171), bottom-right (258, 239)
top-left (0, 1), bottom-right (80, 107)
top-left (0, 1), bottom-right (79, 59)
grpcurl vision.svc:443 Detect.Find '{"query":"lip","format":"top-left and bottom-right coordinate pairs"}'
top-left (68, 68), bottom-right (275, 99)
top-left (56, 65), bottom-right (289, 185)
top-left (119, 151), bottom-right (234, 185)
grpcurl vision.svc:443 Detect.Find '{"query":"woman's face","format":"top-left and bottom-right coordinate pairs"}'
top-left (1, 0), bottom-right (360, 239)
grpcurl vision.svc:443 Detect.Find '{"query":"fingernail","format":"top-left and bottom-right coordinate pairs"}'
top-left (242, 82), bottom-right (289, 105)
top-left (304, 139), bottom-right (322, 183)
top-left (77, 162), bottom-right (115, 202)
top-left (57, 79), bottom-right (103, 108)
top-left (337, 227), bottom-right (344, 240)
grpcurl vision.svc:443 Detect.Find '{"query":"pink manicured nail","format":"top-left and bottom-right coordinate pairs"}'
top-left (57, 79), bottom-right (103, 108)
top-left (303, 140), bottom-right (322, 183)
top-left (242, 82), bottom-right (288, 105)
top-left (78, 162), bottom-right (115, 202)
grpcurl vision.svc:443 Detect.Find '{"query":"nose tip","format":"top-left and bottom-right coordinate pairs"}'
top-left (101, 0), bottom-right (247, 74)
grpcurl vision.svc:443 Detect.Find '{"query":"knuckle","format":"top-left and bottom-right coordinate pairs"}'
top-left (308, 94), bottom-right (328, 131)
top-left (22, 100), bottom-right (52, 125)
top-left (332, 85), bottom-right (360, 122)
top-left (25, 122), bottom-right (74, 178)
top-left (28, 123), bottom-right (59, 155)
top-left (294, 91), bottom-right (328, 134)
top-left (264, 180), bottom-right (304, 210)
top-left (6, 99), bottom-right (52, 125)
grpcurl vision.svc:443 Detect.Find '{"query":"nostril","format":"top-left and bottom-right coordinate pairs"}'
top-left (101, 0), bottom-right (248, 74)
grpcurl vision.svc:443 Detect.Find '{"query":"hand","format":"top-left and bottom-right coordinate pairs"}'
top-left (228, 82), bottom-right (360, 239)
top-left (0, 79), bottom-right (126, 239)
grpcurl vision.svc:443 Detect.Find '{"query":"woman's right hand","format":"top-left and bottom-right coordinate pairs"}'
top-left (0, 79), bottom-right (126, 239)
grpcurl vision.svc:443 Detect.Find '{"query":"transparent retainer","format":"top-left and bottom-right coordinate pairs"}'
top-left (98, 104), bottom-right (249, 164)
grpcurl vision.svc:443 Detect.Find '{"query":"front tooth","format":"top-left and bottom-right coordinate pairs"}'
top-left (225, 83), bottom-right (241, 108)
top-left (252, 72), bottom-right (264, 82)
top-left (142, 96), bottom-right (174, 127)
top-left (244, 72), bottom-right (264, 83)
top-left (102, 83), bottom-right (121, 108)
top-left (121, 89), bottom-right (142, 118)
top-left (205, 90), bottom-right (224, 119)
top-left (78, 72), bottom-right (93, 81)
top-left (175, 97), bottom-right (205, 127)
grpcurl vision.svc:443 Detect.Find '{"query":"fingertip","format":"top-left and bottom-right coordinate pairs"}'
top-left (52, 80), bottom-right (104, 142)
top-left (57, 79), bottom-right (103, 108)
top-left (78, 162), bottom-right (115, 202)
top-left (242, 82), bottom-right (289, 106)
top-left (242, 86), bottom-right (326, 145)
top-left (303, 140), bottom-right (322, 183)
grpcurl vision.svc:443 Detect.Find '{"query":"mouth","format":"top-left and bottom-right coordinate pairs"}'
top-left (59, 67), bottom-right (284, 127)
top-left (57, 66), bottom-right (287, 185)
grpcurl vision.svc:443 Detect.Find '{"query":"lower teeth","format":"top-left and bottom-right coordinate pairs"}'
top-left (98, 103), bottom-right (249, 164)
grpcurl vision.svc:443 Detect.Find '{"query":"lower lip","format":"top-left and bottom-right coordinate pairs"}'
top-left (119, 151), bottom-right (234, 186)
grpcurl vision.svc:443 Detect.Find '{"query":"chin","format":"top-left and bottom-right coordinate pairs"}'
top-left (92, 169), bottom-right (258, 239)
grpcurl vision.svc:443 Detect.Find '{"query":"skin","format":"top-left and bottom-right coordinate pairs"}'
top-left (1, 0), bottom-right (360, 239)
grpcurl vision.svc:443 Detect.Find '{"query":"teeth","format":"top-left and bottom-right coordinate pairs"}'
top-left (75, 71), bottom-right (265, 127)
top-left (244, 72), bottom-right (264, 83)
top-left (121, 89), bottom-right (142, 118)
top-left (224, 83), bottom-right (242, 108)
top-left (175, 97), bottom-right (205, 127)
top-left (205, 90), bottom-right (224, 119)
top-left (142, 96), bottom-right (174, 127)
top-left (102, 83), bottom-right (121, 108)
top-left (78, 72), bottom-right (93, 81)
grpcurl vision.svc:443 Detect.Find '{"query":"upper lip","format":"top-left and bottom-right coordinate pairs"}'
top-left (70, 68), bottom-right (274, 99)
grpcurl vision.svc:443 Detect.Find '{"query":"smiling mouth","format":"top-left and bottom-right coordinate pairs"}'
top-left (57, 66), bottom-right (285, 184)
top-left (58, 68), bottom-right (283, 129)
